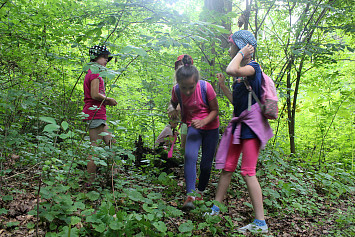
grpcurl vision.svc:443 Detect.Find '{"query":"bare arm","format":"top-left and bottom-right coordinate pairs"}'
top-left (191, 98), bottom-right (219, 129)
top-left (226, 44), bottom-right (256, 77)
top-left (90, 79), bottom-right (117, 106)
top-left (168, 100), bottom-right (179, 120)
top-left (217, 73), bottom-right (233, 103)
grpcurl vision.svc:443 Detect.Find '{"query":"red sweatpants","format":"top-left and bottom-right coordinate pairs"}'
top-left (224, 138), bottom-right (260, 176)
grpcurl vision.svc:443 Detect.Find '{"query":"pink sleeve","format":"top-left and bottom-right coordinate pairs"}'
top-left (171, 86), bottom-right (178, 103)
top-left (88, 69), bottom-right (100, 82)
top-left (90, 73), bottom-right (100, 82)
top-left (206, 82), bottom-right (217, 101)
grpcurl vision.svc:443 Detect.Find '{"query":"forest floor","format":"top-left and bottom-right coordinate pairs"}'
top-left (0, 152), bottom-right (354, 236)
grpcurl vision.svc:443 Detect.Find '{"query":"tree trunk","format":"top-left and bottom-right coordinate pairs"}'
top-left (286, 60), bottom-right (296, 155)
top-left (202, 0), bottom-right (232, 91)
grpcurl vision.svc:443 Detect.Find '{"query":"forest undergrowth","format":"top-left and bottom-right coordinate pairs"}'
top-left (0, 139), bottom-right (354, 237)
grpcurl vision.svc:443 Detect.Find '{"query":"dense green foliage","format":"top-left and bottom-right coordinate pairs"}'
top-left (0, 0), bottom-right (354, 236)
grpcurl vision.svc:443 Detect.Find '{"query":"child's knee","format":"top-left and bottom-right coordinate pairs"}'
top-left (241, 168), bottom-right (256, 177)
top-left (222, 169), bottom-right (234, 177)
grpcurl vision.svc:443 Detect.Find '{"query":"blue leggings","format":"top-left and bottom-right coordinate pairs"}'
top-left (184, 127), bottom-right (219, 194)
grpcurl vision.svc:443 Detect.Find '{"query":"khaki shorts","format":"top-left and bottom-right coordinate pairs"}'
top-left (87, 119), bottom-right (107, 129)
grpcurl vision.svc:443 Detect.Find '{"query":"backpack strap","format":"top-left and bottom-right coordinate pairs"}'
top-left (243, 78), bottom-right (264, 111)
top-left (199, 80), bottom-right (209, 106)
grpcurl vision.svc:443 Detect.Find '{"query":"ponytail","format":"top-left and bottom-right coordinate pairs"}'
top-left (175, 55), bottom-right (199, 83)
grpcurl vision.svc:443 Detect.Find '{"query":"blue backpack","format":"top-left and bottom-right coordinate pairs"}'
top-left (175, 80), bottom-right (209, 119)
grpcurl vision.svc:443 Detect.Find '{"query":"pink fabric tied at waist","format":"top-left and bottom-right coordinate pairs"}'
top-left (215, 103), bottom-right (274, 170)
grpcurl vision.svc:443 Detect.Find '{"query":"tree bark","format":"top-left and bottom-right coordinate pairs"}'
top-left (286, 60), bottom-right (296, 155)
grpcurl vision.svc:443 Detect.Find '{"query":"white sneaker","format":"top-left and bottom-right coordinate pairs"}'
top-left (238, 223), bottom-right (268, 233)
top-left (203, 209), bottom-right (220, 216)
top-left (203, 205), bottom-right (220, 216)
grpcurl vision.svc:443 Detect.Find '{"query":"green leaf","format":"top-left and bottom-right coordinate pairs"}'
top-left (126, 189), bottom-right (144, 202)
top-left (2, 195), bottom-right (13, 201)
top-left (61, 121), bottom-right (69, 131)
top-left (121, 46), bottom-right (148, 57)
top-left (86, 215), bottom-right (101, 223)
top-left (147, 192), bottom-right (162, 200)
top-left (39, 116), bottom-right (57, 124)
top-left (27, 222), bottom-right (35, 229)
top-left (82, 64), bottom-right (90, 72)
top-left (243, 202), bottom-right (253, 208)
top-left (59, 133), bottom-right (68, 139)
top-left (28, 210), bottom-right (36, 215)
top-left (98, 132), bottom-right (109, 137)
top-left (71, 216), bottom-right (81, 225)
top-left (0, 208), bottom-right (8, 215)
top-left (181, 43), bottom-right (192, 48)
top-left (90, 65), bottom-right (100, 74)
top-left (74, 201), bottom-right (85, 210)
top-left (109, 221), bottom-right (123, 230)
top-left (93, 223), bottom-right (106, 233)
top-left (153, 221), bottom-right (167, 233)
top-left (88, 105), bottom-right (99, 111)
top-left (43, 124), bottom-right (60, 133)
top-left (44, 213), bottom-right (55, 222)
top-left (86, 191), bottom-right (100, 201)
top-left (6, 221), bottom-right (20, 227)
top-left (179, 221), bottom-right (194, 233)
top-left (198, 222), bottom-right (208, 230)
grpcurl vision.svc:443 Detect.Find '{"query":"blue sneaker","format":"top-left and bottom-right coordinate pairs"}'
top-left (204, 205), bottom-right (220, 216)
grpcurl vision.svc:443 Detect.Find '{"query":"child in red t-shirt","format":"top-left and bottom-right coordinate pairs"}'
top-left (168, 55), bottom-right (220, 211)
top-left (82, 45), bottom-right (117, 183)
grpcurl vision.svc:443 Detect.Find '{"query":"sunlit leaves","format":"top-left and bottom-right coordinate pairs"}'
top-left (120, 46), bottom-right (148, 57)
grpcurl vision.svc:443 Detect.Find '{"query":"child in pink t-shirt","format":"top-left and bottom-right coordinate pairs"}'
top-left (82, 45), bottom-right (117, 184)
top-left (168, 55), bottom-right (220, 211)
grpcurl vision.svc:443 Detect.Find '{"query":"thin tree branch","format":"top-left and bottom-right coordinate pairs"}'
top-left (318, 92), bottom-right (351, 166)
top-left (256, 0), bottom-right (276, 32)
top-left (0, 1), bottom-right (7, 10)
top-left (104, 0), bottom-right (128, 44)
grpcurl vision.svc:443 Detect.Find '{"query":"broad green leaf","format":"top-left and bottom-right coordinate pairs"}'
top-left (39, 117), bottom-right (57, 124)
top-left (82, 64), bottom-right (90, 72)
top-left (0, 208), bottom-right (8, 215)
top-left (2, 195), bottom-right (13, 201)
top-left (86, 215), bottom-right (101, 223)
top-left (147, 192), bottom-right (162, 200)
top-left (43, 124), bottom-right (60, 132)
top-left (181, 43), bottom-right (192, 48)
top-left (74, 202), bottom-right (85, 210)
top-left (88, 105), bottom-right (99, 111)
top-left (27, 222), bottom-right (35, 229)
top-left (121, 46), bottom-right (148, 57)
top-left (153, 221), bottom-right (167, 233)
top-left (126, 189), bottom-right (144, 202)
top-left (179, 221), bottom-right (194, 233)
top-left (6, 221), bottom-right (20, 227)
top-left (90, 65), bottom-right (100, 74)
top-left (93, 223), bottom-right (106, 233)
top-left (98, 132), bottom-right (109, 136)
top-left (44, 213), bottom-right (55, 222)
top-left (86, 191), bottom-right (100, 201)
top-left (61, 121), bottom-right (69, 131)
top-left (243, 202), bottom-right (253, 208)
top-left (59, 133), bottom-right (68, 139)
top-left (109, 221), bottom-right (123, 230)
top-left (71, 216), bottom-right (81, 225)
